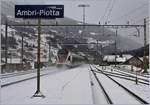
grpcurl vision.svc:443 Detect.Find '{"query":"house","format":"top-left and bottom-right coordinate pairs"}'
top-left (103, 55), bottom-right (126, 65)
top-left (123, 56), bottom-right (144, 71)
top-left (139, 56), bottom-right (149, 69)
top-left (1, 58), bottom-right (32, 73)
top-left (124, 56), bottom-right (143, 66)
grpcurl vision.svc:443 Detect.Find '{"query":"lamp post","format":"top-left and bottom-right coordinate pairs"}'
top-left (78, 4), bottom-right (90, 25)
top-left (78, 4), bottom-right (90, 38)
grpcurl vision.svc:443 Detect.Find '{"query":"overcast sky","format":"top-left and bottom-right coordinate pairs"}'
top-left (2, 0), bottom-right (150, 44)
top-left (11, 0), bottom-right (148, 24)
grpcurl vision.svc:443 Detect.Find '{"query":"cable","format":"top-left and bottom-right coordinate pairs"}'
top-left (100, 0), bottom-right (112, 24)
top-left (112, 3), bottom-right (148, 23)
top-left (127, 27), bottom-right (142, 37)
top-left (132, 17), bottom-right (149, 25)
top-left (105, 0), bottom-right (116, 23)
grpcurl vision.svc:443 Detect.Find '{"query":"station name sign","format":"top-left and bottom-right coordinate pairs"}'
top-left (15, 5), bottom-right (64, 19)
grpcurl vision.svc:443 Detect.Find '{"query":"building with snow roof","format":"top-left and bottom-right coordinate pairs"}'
top-left (103, 55), bottom-right (127, 65)
top-left (1, 58), bottom-right (32, 73)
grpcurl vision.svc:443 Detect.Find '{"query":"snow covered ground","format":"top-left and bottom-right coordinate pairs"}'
top-left (1, 67), bottom-right (61, 86)
top-left (94, 65), bottom-right (150, 103)
top-left (95, 72), bottom-right (141, 104)
top-left (1, 64), bottom-right (149, 104)
top-left (111, 76), bottom-right (150, 103)
top-left (97, 65), bottom-right (149, 80)
top-left (89, 71), bottom-right (108, 104)
top-left (1, 65), bottom-right (93, 104)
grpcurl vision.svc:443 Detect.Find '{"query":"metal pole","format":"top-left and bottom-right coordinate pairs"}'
top-left (135, 27), bottom-right (140, 37)
top-left (115, 28), bottom-right (118, 67)
top-left (83, 7), bottom-right (85, 25)
top-left (136, 71), bottom-right (138, 84)
top-left (82, 7), bottom-right (85, 38)
top-left (143, 18), bottom-right (147, 73)
top-left (5, 20), bottom-right (8, 69)
top-left (136, 64), bottom-right (138, 84)
top-left (101, 44), bottom-right (103, 69)
top-left (96, 40), bottom-right (98, 64)
top-left (78, 4), bottom-right (90, 38)
top-left (37, 19), bottom-right (41, 93)
top-left (49, 42), bottom-right (51, 62)
top-left (32, 19), bottom-right (45, 98)
top-left (10, 51), bottom-right (12, 64)
top-left (103, 26), bottom-right (104, 36)
top-left (21, 32), bottom-right (24, 70)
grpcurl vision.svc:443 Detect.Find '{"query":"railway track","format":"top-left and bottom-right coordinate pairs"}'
top-left (1, 70), bottom-right (61, 88)
top-left (114, 66), bottom-right (149, 78)
top-left (1, 68), bottom-right (52, 79)
top-left (1, 70), bottom-right (36, 79)
top-left (1, 73), bottom-right (47, 88)
top-left (101, 68), bottom-right (148, 81)
top-left (111, 67), bottom-right (149, 79)
top-left (94, 70), bottom-right (149, 85)
top-left (98, 65), bottom-right (149, 79)
top-left (90, 65), bottom-right (149, 104)
top-left (91, 69), bottom-right (113, 104)
top-left (94, 69), bottom-right (149, 85)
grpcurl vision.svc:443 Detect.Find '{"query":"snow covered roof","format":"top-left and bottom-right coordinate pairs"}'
top-left (139, 57), bottom-right (143, 61)
top-left (90, 32), bottom-right (97, 35)
top-left (78, 30), bottom-right (82, 34)
top-left (1, 58), bottom-right (21, 64)
top-left (122, 54), bottom-right (133, 60)
top-left (116, 57), bottom-right (126, 62)
top-left (103, 55), bottom-right (116, 62)
top-left (139, 57), bottom-right (149, 62)
top-left (146, 56), bottom-right (149, 59)
top-left (103, 55), bottom-right (126, 62)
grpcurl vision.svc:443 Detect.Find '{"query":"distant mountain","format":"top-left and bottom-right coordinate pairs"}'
top-left (1, 1), bottom-right (143, 61)
top-left (121, 44), bottom-right (149, 57)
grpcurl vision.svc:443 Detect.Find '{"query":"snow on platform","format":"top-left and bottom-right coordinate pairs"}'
top-left (1, 65), bottom-right (93, 104)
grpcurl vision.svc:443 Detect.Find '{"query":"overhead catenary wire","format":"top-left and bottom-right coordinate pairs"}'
top-left (132, 17), bottom-right (149, 25)
top-left (126, 17), bottom-right (148, 36)
top-left (125, 11), bottom-right (149, 25)
top-left (111, 3), bottom-right (148, 23)
top-left (105, 0), bottom-right (116, 24)
top-left (100, 0), bottom-right (112, 24)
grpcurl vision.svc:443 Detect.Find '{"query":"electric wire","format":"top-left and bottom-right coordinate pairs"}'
top-left (112, 3), bottom-right (148, 23)
top-left (100, 0), bottom-right (112, 24)
top-left (105, 0), bottom-right (116, 24)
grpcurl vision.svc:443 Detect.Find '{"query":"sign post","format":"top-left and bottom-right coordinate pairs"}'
top-left (15, 5), bottom-right (64, 98)
top-left (32, 19), bottom-right (45, 98)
